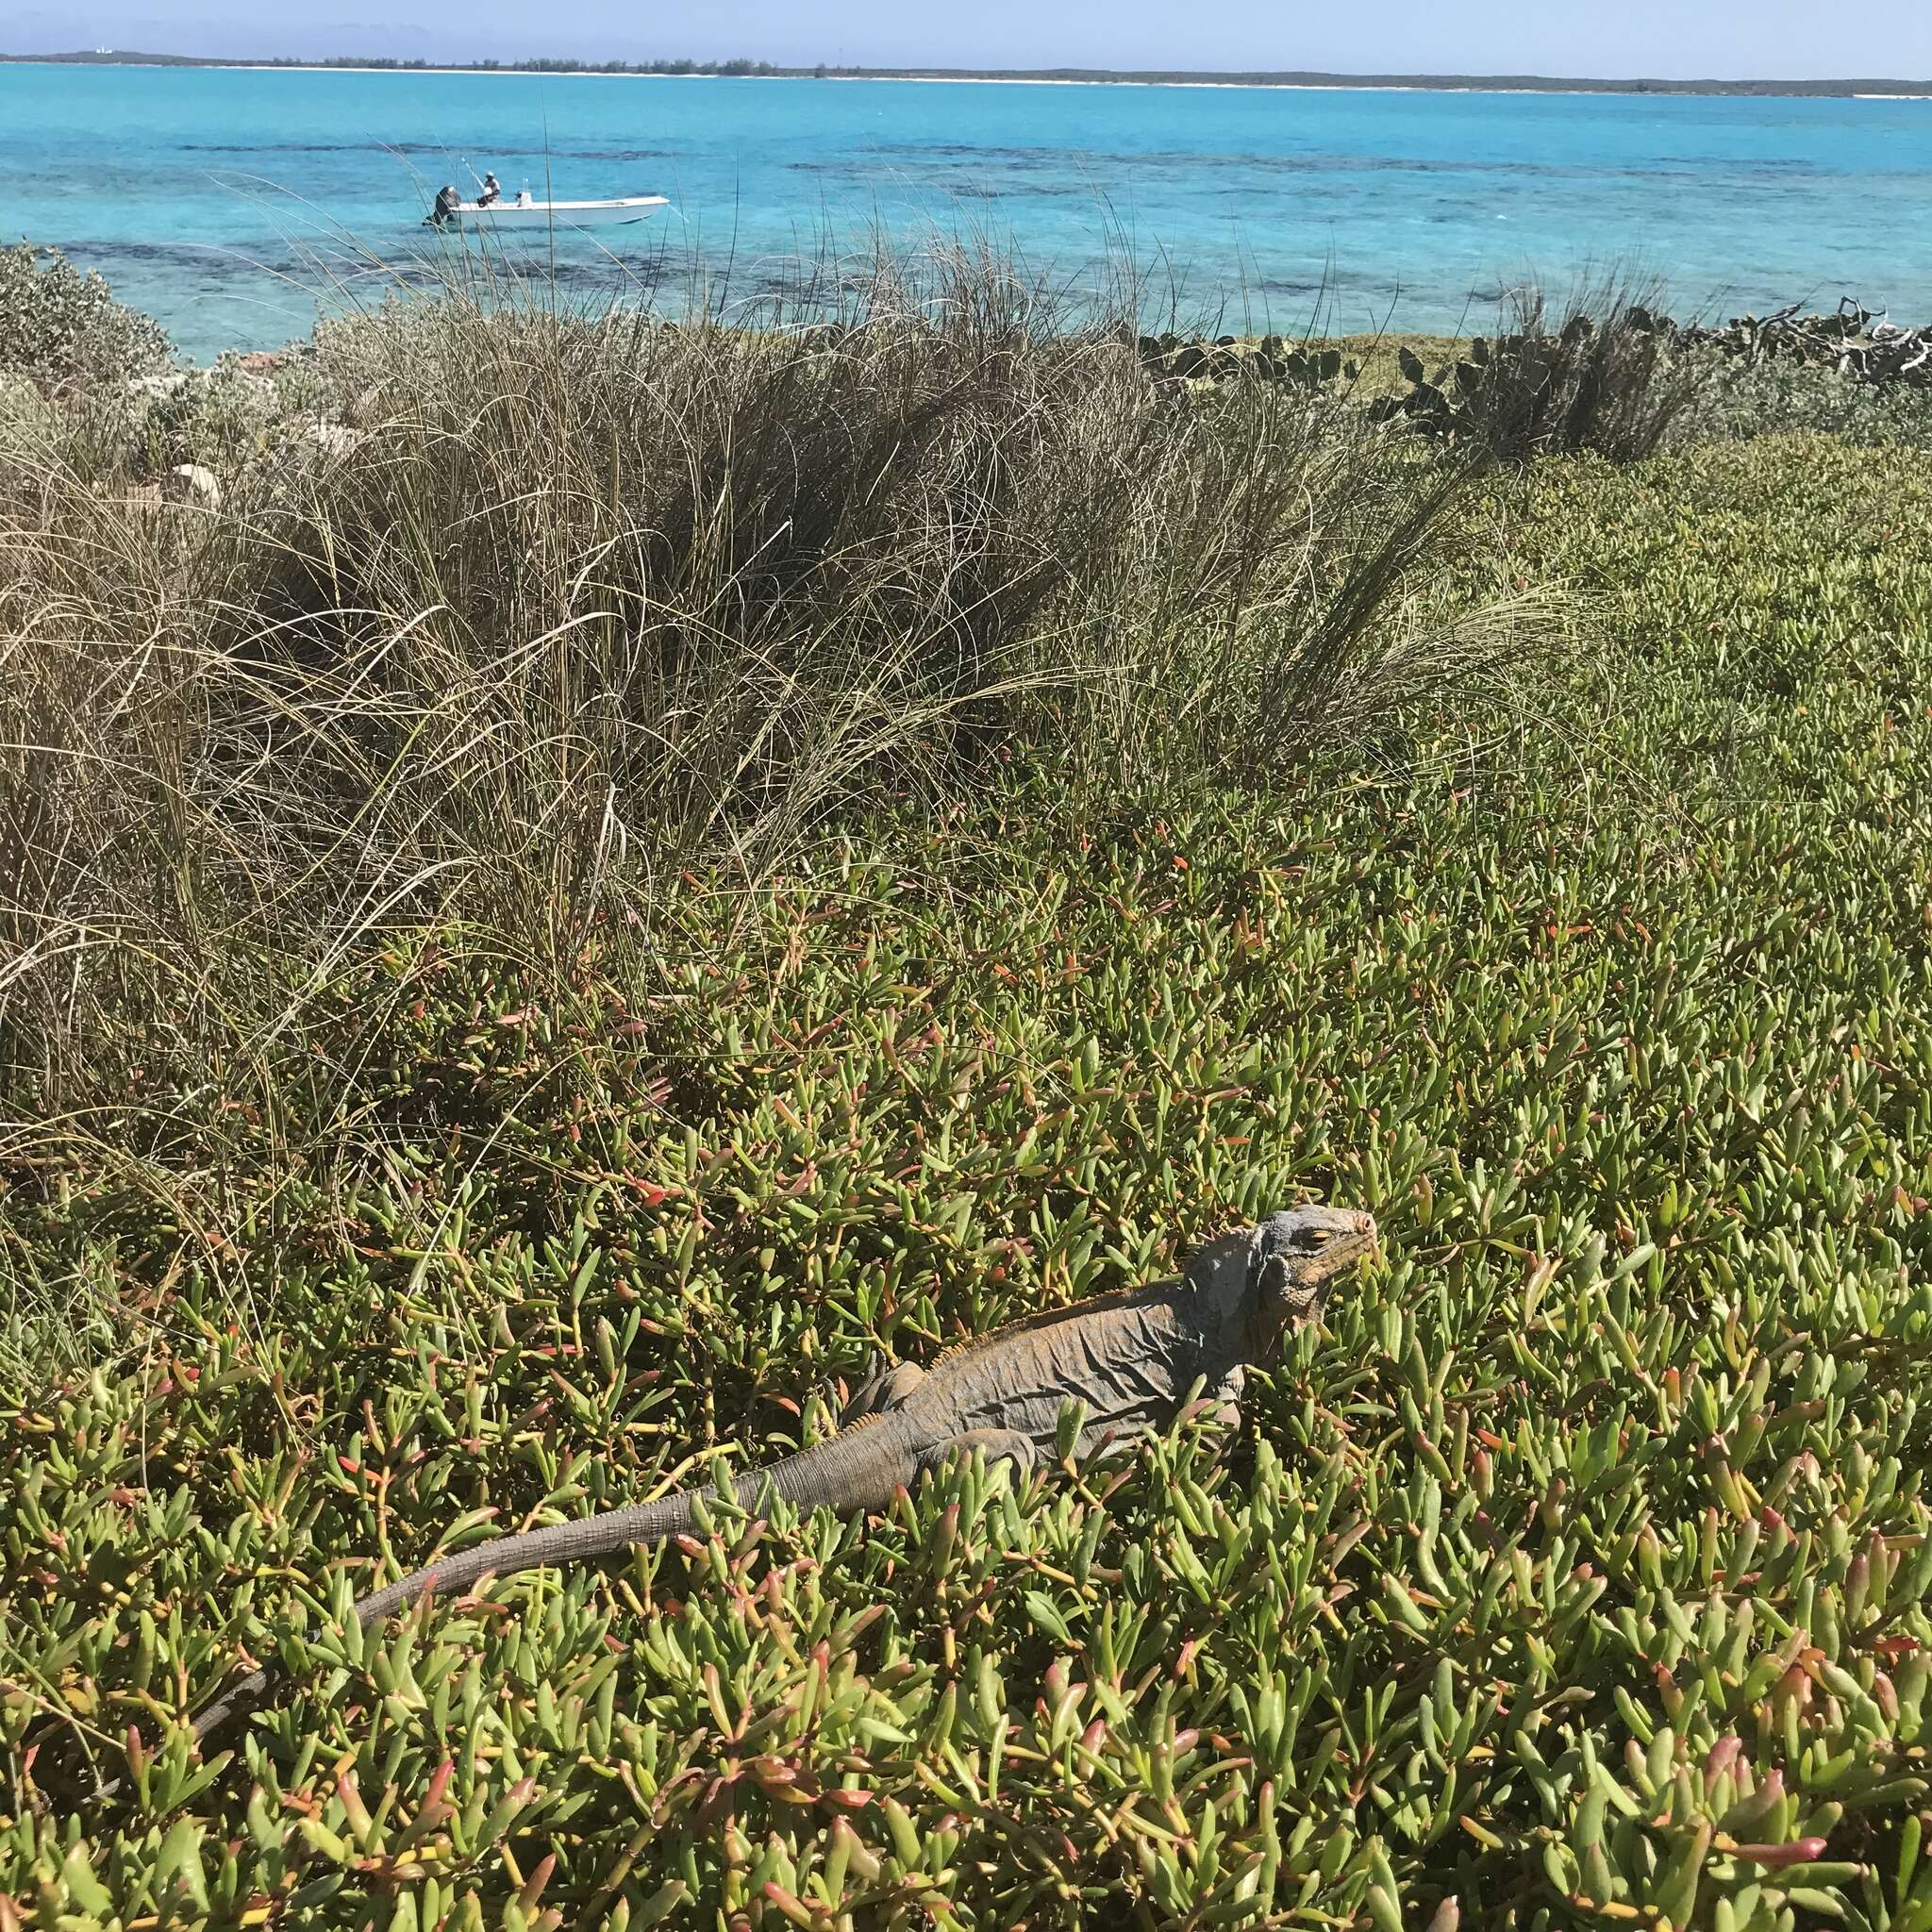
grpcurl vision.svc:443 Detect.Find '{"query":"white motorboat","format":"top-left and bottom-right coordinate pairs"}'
top-left (425, 188), bottom-right (670, 232)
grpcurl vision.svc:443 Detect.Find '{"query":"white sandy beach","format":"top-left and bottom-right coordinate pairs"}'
top-left (211, 64), bottom-right (1894, 100)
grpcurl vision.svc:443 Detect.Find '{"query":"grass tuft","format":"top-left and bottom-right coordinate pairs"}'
top-left (2, 242), bottom-right (1545, 1161)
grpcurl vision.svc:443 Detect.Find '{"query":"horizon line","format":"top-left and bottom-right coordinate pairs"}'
top-left (5, 51), bottom-right (1932, 93)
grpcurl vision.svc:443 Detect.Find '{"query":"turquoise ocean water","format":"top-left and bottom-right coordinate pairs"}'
top-left (5, 63), bottom-right (1931, 358)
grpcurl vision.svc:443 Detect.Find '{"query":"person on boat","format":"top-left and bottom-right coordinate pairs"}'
top-left (425, 183), bottom-right (461, 228)
top-left (476, 172), bottom-right (502, 207)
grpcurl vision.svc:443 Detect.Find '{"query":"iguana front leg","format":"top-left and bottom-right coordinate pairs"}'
top-left (841, 1353), bottom-right (926, 1424)
top-left (915, 1428), bottom-right (1037, 1480)
top-left (1208, 1365), bottom-right (1245, 1432)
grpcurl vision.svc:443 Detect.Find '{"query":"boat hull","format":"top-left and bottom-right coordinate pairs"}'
top-left (441, 196), bottom-right (669, 230)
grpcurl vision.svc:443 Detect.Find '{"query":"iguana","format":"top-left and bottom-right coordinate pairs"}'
top-left (157, 1206), bottom-right (1376, 1763)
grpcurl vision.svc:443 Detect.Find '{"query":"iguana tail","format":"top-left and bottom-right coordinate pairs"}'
top-left (179, 1488), bottom-right (700, 1748)
top-left (172, 1425), bottom-right (912, 1759)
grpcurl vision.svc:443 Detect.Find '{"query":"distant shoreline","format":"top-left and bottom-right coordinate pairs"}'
top-left (5, 53), bottom-right (1932, 98)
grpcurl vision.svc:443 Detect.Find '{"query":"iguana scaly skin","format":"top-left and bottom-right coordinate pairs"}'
top-left (174, 1206), bottom-right (1375, 1756)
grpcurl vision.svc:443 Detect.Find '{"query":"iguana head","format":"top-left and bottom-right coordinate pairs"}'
top-left (1187, 1205), bottom-right (1378, 1350)
top-left (1247, 1206), bottom-right (1377, 1337)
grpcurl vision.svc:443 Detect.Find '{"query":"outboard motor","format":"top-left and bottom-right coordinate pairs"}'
top-left (425, 184), bottom-right (461, 229)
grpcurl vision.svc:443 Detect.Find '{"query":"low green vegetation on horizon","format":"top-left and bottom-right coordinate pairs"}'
top-left (6, 249), bottom-right (1932, 1928)
top-left (8, 54), bottom-right (1925, 95)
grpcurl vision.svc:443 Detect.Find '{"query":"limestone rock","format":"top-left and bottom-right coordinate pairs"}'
top-left (303, 420), bottom-right (361, 460)
top-left (162, 462), bottom-right (222, 508)
top-left (128, 371), bottom-right (191, 404)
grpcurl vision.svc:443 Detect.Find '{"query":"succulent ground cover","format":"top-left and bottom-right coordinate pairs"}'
top-left (5, 425), bottom-right (1932, 1927)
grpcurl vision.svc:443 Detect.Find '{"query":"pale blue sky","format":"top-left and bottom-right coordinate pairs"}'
top-left (9, 0), bottom-right (1932, 77)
